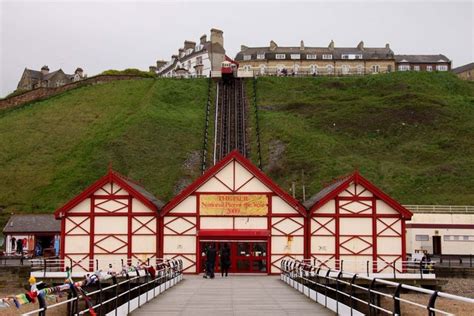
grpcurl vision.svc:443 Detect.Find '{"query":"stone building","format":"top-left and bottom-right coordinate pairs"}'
top-left (395, 55), bottom-right (451, 72)
top-left (17, 66), bottom-right (85, 91)
top-left (151, 28), bottom-right (226, 78)
top-left (452, 62), bottom-right (474, 80)
top-left (234, 40), bottom-right (396, 76)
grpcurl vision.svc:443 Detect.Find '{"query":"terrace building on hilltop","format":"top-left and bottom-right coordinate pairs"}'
top-left (234, 40), bottom-right (396, 76)
top-left (452, 62), bottom-right (474, 80)
top-left (17, 66), bottom-right (86, 91)
top-left (151, 29), bottom-right (226, 78)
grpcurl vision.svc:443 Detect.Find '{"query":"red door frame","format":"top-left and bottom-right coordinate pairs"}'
top-left (197, 235), bottom-right (270, 274)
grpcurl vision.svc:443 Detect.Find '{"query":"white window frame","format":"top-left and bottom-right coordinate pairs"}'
top-left (259, 64), bottom-right (266, 75)
top-left (372, 65), bottom-right (380, 73)
top-left (426, 65), bottom-right (433, 72)
top-left (355, 54), bottom-right (363, 59)
top-left (436, 65), bottom-right (448, 71)
top-left (322, 54), bottom-right (333, 60)
top-left (243, 55), bottom-right (251, 61)
top-left (290, 54), bottom-right (301, 60)
top-left (326, 64), bottom-right (334, 74)
top-left (415, 235), bottom-right (429, 241)
top-left (257, 53), bottom-right (265, 60)
top-left (356, 65), bottom-right (364, 74)
top-left (275, 54), bottom-right (286, 60)
top-left (398, 64), bottom-right (410, 71)
top-left (414, 65), bottom-right (420, 71)
top-left (310, 64), bottom-right (318, 74)
top-left (306, 54), bottom-right (317, 60)
top-left (341, 65), bottom-right (350, 75)
top-left (342, 54), bottom-right (349, 60)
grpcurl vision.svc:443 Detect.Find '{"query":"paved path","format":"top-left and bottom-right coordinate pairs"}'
top-left (132, 275), bottom-right (332, 316)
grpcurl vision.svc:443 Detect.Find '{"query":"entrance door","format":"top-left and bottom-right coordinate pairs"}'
top-left (199, 241), bottom-right (267, 273)
top-left (432, 236), bottom-right (442, 255)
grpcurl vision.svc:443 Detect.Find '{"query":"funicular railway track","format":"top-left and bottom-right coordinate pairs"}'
top-left (214, 78), bottom-right (247, 163)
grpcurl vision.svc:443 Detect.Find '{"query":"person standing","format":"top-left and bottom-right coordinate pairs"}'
top-left (203, 244), bottom-right (216, 279)
top-left (16, 238), bottom-right (23, 255)
top-left (220, 243), bottom-right (231, 277)
top-left (11, 237), bottom-right (16, 253)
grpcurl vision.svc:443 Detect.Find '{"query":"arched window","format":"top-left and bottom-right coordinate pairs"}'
top-left (293, 64), bottom-right (299, 75)
top-left (356, 65), bottom-right (364, 75)
top-left (243, 65), bottom-right (251, 71)
top-left (259, 64), bottom-right (266, 75)
top-left (326, 64), bottom-right (334, 75)
top-left (372, 65), bottom-right (380, 73)
top-left (342, 65), bottom-right (350, 75)
top-left (310, 65), bottom-right (318, 75)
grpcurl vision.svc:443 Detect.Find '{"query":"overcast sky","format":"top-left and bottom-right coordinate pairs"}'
top-left (1, 0), bottom-right (473, 96)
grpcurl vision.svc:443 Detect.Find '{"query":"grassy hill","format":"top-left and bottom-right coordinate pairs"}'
top-left (250, 72), bottom-right (474, 204)
top-left (0, 72), bottom-right (473, 229)
top-left (0, 78), bottom-right (207, 225)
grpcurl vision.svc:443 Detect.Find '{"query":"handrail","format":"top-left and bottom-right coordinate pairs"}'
top-left (280, 259), bottom-right (474, 316)
top-left (403, 204), bottom-right (474, 213)
top-left (20, 258), bottom-right (183, 316)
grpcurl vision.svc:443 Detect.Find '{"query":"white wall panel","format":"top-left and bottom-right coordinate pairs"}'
top-left (163, 236), bottom-right (196, 253)
top-left (68, 199), bottom-right (91, 213)
top-left (272, 196), bottom-right (299, 214)
top-left (200, 217), bottom-right (233, 229)
top-left (234, 217), bottom-right (267, 229)
top-left (65, 236), bottom-right (90, 253)
top-left (132, 236), bottom-right (156, 253)
top-left (169, 196), bottom-right (197, 214)
top-left (339, 218), bottom-right (372, 235)
top-left (95, 217), bottom-right (128, 234)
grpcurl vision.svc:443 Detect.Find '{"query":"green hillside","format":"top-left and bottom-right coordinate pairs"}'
top-left (250, 72), bottom-right (474, 204)
top-left (0, 72), bottom-right (473, 228)
top-left (0, 78), bottom-right (207, 224)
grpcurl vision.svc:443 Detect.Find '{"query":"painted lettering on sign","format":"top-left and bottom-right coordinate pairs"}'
top-left (200, 195), bottom-right (268, 216)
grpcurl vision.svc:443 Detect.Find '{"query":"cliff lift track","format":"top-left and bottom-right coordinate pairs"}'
top-left (213, 78), bottom-right (248, 164)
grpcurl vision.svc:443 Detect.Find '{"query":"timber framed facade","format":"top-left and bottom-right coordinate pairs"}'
top-left (57, 152), bottom-right (411, 274)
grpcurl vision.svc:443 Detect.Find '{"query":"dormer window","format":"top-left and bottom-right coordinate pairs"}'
top-left (243, 55), bottom-right (251, 61)
top-left (322, 54), bottom-right (333, 60)
top-left (257, 53), bottom-right (265, 60)
top-left (290, 54), bottom-right (301, 60)
top-left (275, 54), bottom-right (286, 59)
top-left (306, 54), bottom-right (317, 59)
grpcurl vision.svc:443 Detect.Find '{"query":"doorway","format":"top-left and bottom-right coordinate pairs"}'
top-left (432, 236), bottom-right (442, 255)
top-left (199, 240), bottom-right (268, 274)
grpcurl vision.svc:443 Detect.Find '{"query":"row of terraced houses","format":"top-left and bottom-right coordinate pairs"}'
top-left (150, 28), bottom-right (453, 78)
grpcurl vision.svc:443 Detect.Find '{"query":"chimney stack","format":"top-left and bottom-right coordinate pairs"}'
top-left (300, 40), bottom-right (304, 51)
top-left (75, 67), bottom-right (84, 77)
top-left (178, 48), bottom-right (184, 58)
top-left (357, 41), bottom-right (364, 50)
top-left (184, 40), bottom-right (196, 50)
top-left (328, 40), bottom-right (335, 50)
top-left (385, 43), bottom-right (390, 49)
top-left (41, 65), bottom-right (49, 75)
top-left (240, 45), bottom-right (248, 51)
top-left (200, 34), bottom-right (207, 45)
top-left (156, 60), bottom-right (167, 69)
top-left (149, 66), bottom-right (157, 73)
top-left (269, 40), bottom-right (278, 51)
top-left (210, 28), bottom-right (224, 47)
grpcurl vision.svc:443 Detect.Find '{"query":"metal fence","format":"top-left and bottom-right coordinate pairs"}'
top-left (22, 258), bottom-right (183, 316)
top-left (281, 259), bottom-right (474, 316)
top-left (403, 205), bottom-right (474, 214)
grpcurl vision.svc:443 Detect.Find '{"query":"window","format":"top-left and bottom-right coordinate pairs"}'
top-left (306, 54), bottom-right (317, 59)
top-left (326, 64), bottom-right (334, 74)
top-left (276, 54), bottom-right (286, 59)
top-left (257, 53), bottom-right (265, 60)
top-left (187, 60), bottom-right (191, 70)
top-left (342, 54), bottom-right (349, 60)
top-left (342, 65), bottom-right (350, 75)
top-left (414, 65), bottom-right (420, 71)
top-left (415, 235), bottom-right (429, 241)
top-left (356, 65), bottom-right (364, 74)
top-left (322, 54), bottom-right (333, 60)
top-left (464, 236), bottom-right (470, 241)
top-left (293, 64), bottom-right (299, 74)
top-left (355, 54), bottom-right (363, 59)
top-left (310, 65), bottom-right (318, 74)
top-left (243, 55), bottom-right (251, 61)
top-left (398, 64), bottom-right (410, 71)
top-left (290, 54), bottom-right (301, 60)
top-left (426, 65), bottom-right (433, 72)
top-left (196, 56), bottom-right (202, 65)
top-left (372, 65), bottom-right (380, 73)
top-left (259, 65), bottom-right (266, 75)
top-left (436, 65), bottom-right (448, 71)
top-left (243, 65), bottom-right (251, 71)
top-left (186, 48), bottom-right (193, 55)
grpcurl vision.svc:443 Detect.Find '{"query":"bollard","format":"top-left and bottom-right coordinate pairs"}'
top-left (470, 254), bottom-right (472, 268)
top-left (366, 260), bottom-right (369, 276)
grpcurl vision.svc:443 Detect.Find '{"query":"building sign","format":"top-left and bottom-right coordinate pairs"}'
top-left (200, 195), bottom-right (268, 216)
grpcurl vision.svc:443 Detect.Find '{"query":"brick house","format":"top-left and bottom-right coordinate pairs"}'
top-left (395, 55), bottom-right (451, 72)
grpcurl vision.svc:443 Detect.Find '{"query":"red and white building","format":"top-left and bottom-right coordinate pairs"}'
top-left (57, 152), bottom-right (411, 275)
top-left (55, 169), bottom-right (163, 272)
top-left (306, 172), bottom-right (413, 273)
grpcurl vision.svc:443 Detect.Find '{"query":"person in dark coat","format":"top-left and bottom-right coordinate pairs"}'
top-left (16, 238), bottom-right (23, 255)
top-left (220, 243), bottom-right (231, 277)
top-left (204, 244), bottom-right (216, 279)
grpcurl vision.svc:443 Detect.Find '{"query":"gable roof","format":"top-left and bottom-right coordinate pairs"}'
top-left (3, 214), bottom-right (60, 233)
top-left (161, 150), bottom-right (306, 216)
top-left (54, 169), bottom-right (163, 219)
top-left (452, 62), bottom-right (474, 74)
top-left (306, 171), bottom-right (413, 219)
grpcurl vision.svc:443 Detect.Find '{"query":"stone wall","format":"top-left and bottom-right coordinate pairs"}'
top-left (0, 74), bottom-right (149, 110)
top-left (0, 265), bottom-right (31, 290)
